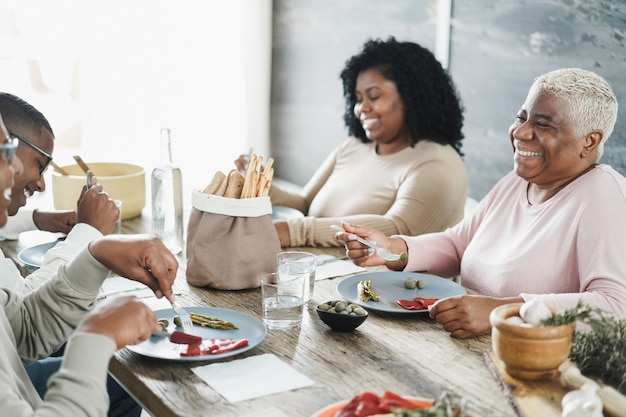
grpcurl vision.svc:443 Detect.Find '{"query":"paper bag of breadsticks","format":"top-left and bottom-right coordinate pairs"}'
top-left (186, 157), bottom-right (280, 290)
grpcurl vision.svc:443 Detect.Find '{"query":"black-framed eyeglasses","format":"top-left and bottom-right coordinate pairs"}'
top-left (0, 137), bottom-right (18, 165)
top-left (10, 132), bottom-right (53, 176)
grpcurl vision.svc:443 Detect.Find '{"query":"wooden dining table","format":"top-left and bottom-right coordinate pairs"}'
top-left (4, 211), bottom-right (517, 417)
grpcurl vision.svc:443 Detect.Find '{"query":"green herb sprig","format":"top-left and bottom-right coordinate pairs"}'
top-left (570, 313), bottom-right (626, 394)
top-left (538, 300), bottom-right (626, 395)
top-left (540, 300), bottom-right (603, 326)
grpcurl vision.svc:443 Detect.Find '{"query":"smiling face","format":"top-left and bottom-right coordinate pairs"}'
top-left (353, 69), bottom-right (411, 154)
top-left (0, 115), bottom-right (23, 226)
top-left (508, 89), bottom-right (599, 192)
top-left (7, 125), bottom-right (54, 215)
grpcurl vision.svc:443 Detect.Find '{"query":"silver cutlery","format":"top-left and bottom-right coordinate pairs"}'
top-left (171, 301), bottom-right (194, 335)
top-left (330, 225), bottom-right (407, 262)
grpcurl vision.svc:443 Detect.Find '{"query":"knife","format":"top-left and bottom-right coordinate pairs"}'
top-left (151, 330), bottom-right (202, 344)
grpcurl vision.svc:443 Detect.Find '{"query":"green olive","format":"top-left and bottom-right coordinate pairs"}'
top-left (416, 279), bottom-right (426, 289)
top-left (318, 303), bottom-right (332, 311)
top-left (404, 277), bottom-right (416, 289)
top-left (334, 301), bottom-right (348, 312)
top-left (158, 319), bottom-right (169, 331)
top-left (353, 307), bottom-right (367, 316)
top-left (173, 315), bottom-right (182, 327)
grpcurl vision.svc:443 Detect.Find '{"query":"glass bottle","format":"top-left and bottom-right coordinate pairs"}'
top-left (151, 128), bottom-right (184, 254)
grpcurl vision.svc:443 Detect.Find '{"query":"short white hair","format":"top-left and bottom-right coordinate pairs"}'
top-left (531, 68), bottom-right (618, 161)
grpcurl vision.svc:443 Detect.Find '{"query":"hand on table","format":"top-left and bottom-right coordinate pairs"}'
top-left (33, 210), bottom-right (77, 234)
top-left (77, 294), bottom-right (161, 349)
top-left (88, 234), bottom-right (178, 302)
top-left (428, 294), bottom-right (523, 339)
top-left (76, 183), bottom-right (120, 235)
top-left (336, 223), bottom-right (408, 270)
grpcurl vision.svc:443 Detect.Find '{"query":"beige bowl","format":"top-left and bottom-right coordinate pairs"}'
top-left (490, 302), bottom-right (574, 380)
top-left (51, 162), bottom-right (146, 220)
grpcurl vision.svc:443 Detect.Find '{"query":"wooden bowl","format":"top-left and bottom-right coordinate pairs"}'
top-left (490, 302), bottom-right (574, 380)
top-left (52, 162), bottom-right (145, 220)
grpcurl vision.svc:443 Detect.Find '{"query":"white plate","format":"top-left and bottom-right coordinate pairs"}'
top-left (336, 272), bottom-right (466, 314)
top-left (17, 240), bottom-right (60, 269)
top-left (271, 205), bottom-right (304, 220)
top-left (127, 306), bottom-right (267, 361)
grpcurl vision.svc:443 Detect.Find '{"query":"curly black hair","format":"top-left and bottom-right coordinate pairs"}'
top-left (340, 37), bottom-right (464, 155)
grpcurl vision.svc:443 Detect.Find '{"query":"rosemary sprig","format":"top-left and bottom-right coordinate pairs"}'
top-left (538, 300), bottom-right (626, 395)
top-left (570, 314), bottom-right (626, 394)
top-left (539, 300), bottom-right (603, 326)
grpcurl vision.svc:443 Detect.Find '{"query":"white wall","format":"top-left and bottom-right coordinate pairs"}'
top-left (0, 0), bottom-right (272, 209)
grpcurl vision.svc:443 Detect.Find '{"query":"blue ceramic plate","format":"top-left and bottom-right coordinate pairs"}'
top-left (17, 240), bottom-right (60, 269)
top-left (127, 306), bottom-right (267, 361)
top-left (336, 272), bottom-right (466, 314)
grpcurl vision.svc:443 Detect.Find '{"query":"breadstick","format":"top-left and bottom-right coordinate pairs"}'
top-left (203, 171), bottom-right (226, 194)
top-left (224, 169), bottom-right (245, 198)
top-left (214, 173), bottom-right (229, 197)
top-left (242, 154), bottom-right (257, 198)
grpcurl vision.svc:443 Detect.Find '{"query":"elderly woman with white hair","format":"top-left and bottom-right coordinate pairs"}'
top-left (337, 68), bottom-right (626, 338)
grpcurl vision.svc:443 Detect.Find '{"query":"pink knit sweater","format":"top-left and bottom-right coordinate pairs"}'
top-left (402, 165), bottom-right (626, 317)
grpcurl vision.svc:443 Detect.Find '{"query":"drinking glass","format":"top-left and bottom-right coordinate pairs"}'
top-left (277, 251), bottom-right (317, 302)
top-left (260, 272), bottom-right (305, 330)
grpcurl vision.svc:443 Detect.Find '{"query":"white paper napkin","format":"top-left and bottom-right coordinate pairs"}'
top-left (192, 353), bottom-right (315, 402)
top-left (315, 254), bottom-right (366, 280)
top-left (99, 276), bottom-right (183, 299)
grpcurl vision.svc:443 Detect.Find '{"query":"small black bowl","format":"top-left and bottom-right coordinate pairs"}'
top-left (316, 300), bottom-right (368, 332)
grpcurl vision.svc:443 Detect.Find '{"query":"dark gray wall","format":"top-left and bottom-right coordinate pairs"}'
top-left (271, 0), bottom-right (626, 200)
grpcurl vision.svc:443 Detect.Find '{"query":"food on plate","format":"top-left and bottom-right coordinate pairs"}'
top-left (180, 338), bottom-right (249, 357)
top-left (396, 298), bottom-right (439, 311)
top-left (157, 318), bottom-right (169, 331)
top-left (201, 153), bottom-right (274, 199)
top-left (358, 280), bottom-right (381, 302)
top-left (404, 278), bottom-right (426, 290)
top-left (189, 312), bottom-right (239, 330)
top-left (318, 300), bottom-right (367, 316)
top-left (330, 391), bottom-right (467, 417)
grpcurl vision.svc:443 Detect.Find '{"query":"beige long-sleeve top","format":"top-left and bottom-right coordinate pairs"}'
top-left (269, 138), bottom-right (468, 247)
top-left (1, 247), bottom-right (115, 417)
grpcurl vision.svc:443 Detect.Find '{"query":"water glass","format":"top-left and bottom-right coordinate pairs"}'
top-left (260, 272), bottom-right (305, 330)
top-left (277, 251), bottom-right (316, 302)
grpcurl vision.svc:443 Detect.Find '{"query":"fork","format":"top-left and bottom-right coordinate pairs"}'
top-left (330, 225), bottom-right (407, 262)
top-left (171, 301), bottom-right (194, 335)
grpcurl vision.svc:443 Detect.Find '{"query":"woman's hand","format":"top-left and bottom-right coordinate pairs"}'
top-left (77, 294), bottom-right (161, 349)
top-left (336, 223), bottom-right (408, 270)
top-left (428, 294), bottom-right (523, 338)
top-left (88, 235), bottom-right (179, 302)
top-left (274, 221), bottom-right (291, 247)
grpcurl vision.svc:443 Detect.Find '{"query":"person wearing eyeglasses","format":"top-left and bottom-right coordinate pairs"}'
top-left (0, 113), bottom-right (179, 417)
top-left (0, 93), bottom-right (121, 292)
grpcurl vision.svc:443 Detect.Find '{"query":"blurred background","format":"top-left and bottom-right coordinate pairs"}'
top-left (0, 0), bottom-right (624, 210)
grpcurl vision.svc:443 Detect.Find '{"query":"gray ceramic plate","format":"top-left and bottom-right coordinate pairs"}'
top-left (336, 271), bottom-right (466, 314)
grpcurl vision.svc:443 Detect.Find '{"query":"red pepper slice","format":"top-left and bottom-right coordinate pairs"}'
top-left (169, 331), bottom-right (202, 345)
top-left (180, 338), bottom-right (249, 356)
top-left (395, 297), bottom-right (439, 310)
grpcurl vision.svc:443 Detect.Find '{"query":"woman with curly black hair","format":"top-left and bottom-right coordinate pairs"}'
top-left (238, 37), bottom-right (468, 247)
